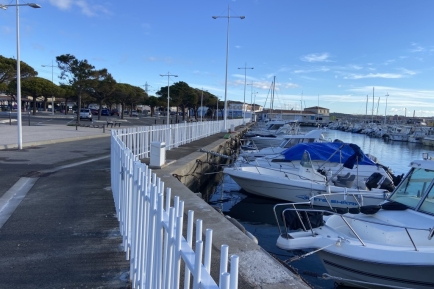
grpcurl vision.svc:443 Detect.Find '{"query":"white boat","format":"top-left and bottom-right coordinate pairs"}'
top-left (243, 122), bottom-right (301, 149)
top-left (408, 126), bottom-right (429, 143)
top-left (239, 129), bottom-right (325, 159)
top-left (422, 128), bottom-right (434, 147)
top-left (274, 157), bottom-right (434, 289)
top-left (383, 125), bottom-right (413, 142)
top-left (224, 142), bottom-right (400, 208)
top-left (244, 120), bottom-right (291, 138)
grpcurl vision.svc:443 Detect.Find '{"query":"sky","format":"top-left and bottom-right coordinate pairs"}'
top-left (1, 0), bottom-right (434, 117)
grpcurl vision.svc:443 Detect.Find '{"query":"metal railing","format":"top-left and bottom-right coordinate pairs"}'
top-left (114, 119), bottom-right (244, 159)
top-left (110, 119), bottom-right (245, 289)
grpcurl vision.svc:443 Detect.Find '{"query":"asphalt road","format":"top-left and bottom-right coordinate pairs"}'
top-left (0, 111), bottom-right (202, 127)
top-left (0, 137), bottom-right (131, 288)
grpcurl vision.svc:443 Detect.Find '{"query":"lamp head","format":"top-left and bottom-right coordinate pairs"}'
top-left (0, 5), bottom-right (7, 10)
top-left (212, 16), bottom-right (217, 19)
top-left (240, 16), bottom-right (245, 19)
top-left (28, 3), bottom-right (41, 8)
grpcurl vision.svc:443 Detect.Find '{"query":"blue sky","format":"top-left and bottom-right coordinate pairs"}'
top-left (1, 0), bottom-right (434, 117)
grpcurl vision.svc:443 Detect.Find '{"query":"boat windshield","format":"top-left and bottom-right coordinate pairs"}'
top-left (300, 151), bottom-right (314, 169)
top-left (390, 167), bottom-right (434, 211)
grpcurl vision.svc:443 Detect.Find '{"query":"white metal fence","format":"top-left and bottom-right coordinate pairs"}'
top-left (111, 119), bottom-right (244, 289)
top-left (114, 119), bottom-right (244, 159)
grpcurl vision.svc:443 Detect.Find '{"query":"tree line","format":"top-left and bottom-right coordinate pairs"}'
top-left (0, 54), bottom-right (224, 124)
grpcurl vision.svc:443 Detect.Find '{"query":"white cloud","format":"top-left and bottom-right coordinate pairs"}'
top-left (293, 67), bottom-right (330, 74)
top-left (344, 73), bottom-right (404, 79)
top-left (410, 43), bottom-right (425, 53)
top-left (49, 0), bottom-right (73, 10)
top-left (301, 53), bottom-right (331, 63)
top-left (49, 0), bottom-right (111, 17)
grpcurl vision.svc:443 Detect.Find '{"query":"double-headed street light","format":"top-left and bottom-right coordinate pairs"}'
top-left (160, 72), bottom-right (178, 126)
top-left (212, 5), bottom-right (245, 131)
top-left (238, 63), bottom-right (253, 125)
top-left (41, 60), bottom-right (55, 115)
top-left (1, 1), bottom-right (41, 150)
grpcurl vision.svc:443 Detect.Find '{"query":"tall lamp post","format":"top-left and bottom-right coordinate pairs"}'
top-left (160, 72), bottom-right (177, 146)
top-left (238, 64), bottom-right (253, 124)
top-left (200, 88), bottom-right (208, 122)
top-left (212, 5), bottom-right (245, 131)
top-left (41, 60), bottom-right (55, 115)
top-left (1, 1), bottom-right (41, 150)
top-left (160, 72), bottom-right (178, 125)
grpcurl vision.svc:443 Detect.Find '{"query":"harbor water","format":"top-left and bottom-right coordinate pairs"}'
top-left (208, 127), bottom-right (434, 289)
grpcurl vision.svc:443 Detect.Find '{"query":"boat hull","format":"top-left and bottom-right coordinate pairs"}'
top-left (225, 168), bottom-right (387, 208)
top-left (319, 250), bottom-right (434, 289)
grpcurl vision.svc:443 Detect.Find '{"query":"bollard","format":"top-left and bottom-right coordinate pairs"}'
top-left (9, 112), bottom-right (11, 125)
top-left (103, 124), bottom-right (105, 133)
top-left (155, 119), bottom-right (156, 124)
top-left (163, 119), bottom-right (165, 124)
top-left (28, 111), bottom-right (30, 126)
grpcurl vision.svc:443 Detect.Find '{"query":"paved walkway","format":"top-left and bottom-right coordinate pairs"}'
top-left (0, 122), bottom-right (110, 150)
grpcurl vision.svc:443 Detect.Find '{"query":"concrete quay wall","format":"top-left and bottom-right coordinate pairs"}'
top-left (150, 129), bottom-right (311, 289)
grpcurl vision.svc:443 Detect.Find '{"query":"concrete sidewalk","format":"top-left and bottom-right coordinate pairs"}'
top-left (0, 122), bottom-right (110, 150)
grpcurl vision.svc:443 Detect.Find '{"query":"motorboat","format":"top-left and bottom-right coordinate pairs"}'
top-left (244, 120), bottom-right (292, 138)
top-left (243, 122), bottom-right (301, 149)
top-left (224, 142), bottom-right (401, 208)
top-left (238, 129), bottom-right (326, 159)
top-left (422, 128), bottom-right (434, 147)
top-left (274, 157), bottom-right (434, 289)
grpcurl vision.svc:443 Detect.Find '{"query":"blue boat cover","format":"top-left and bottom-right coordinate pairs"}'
top-left (280, 142), bottom-right (377, 166)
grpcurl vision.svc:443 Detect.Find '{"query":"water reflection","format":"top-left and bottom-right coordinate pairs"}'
top-left (208, 129), bottom-right (434, 289)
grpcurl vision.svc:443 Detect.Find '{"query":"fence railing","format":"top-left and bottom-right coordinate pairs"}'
top-left (111, 119), bottom-right (244, 289)
top-left (114, 119), bottom-right (244, 159)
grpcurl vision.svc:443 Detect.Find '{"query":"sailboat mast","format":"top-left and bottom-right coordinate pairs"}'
top-left (366, 95), bottom-right (368, 122)
top-left (371, 87), bottom-right (374, 123)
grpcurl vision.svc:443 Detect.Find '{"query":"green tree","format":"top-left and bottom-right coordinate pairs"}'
top-left (12, 77), bottom-right (57, 115)
top-left (145, 95), bottom-right (164, 117)
top-left (59, 84), bottom-right (76, 114)
top-left (0, 55), bottom-right (37, 85)
top-left (56, 54), bottom-right (95, 125)
top-left (87, 69), bottom-right (117, 120)
top-left (156, 81), bottom-right (197, 121)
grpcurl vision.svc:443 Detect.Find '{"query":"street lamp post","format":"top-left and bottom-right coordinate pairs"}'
top-left (160, 72), bottom-right (178, 125)
top-left (247, 81), bottom-right (254, 120)
top-left (1, 1), bottom-right (41, 150)
top-left (160, 72), bottom-right (177, 147)
top-left (238, 63), bottom-right (253, 125)
top-left (216, 97), bottom-right (219, 122)
top-left (212, 5), bottom-right (245, 131)
top-left (41, 60), bottom-right (55, 115)
top-left (201, 88), bottom-right (204, 122)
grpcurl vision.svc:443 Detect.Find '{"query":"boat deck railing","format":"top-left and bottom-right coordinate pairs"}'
top-left (273, 193), bottom-right (434, 251)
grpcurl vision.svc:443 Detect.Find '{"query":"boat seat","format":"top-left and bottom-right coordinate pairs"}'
top-left (336, 172), bottom-right (351, 180)
top-left (333, 174), bottom-right (356, 188)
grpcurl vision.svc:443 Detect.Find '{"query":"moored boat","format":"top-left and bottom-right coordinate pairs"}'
top-left (274, 157), bottom-right (434, 289)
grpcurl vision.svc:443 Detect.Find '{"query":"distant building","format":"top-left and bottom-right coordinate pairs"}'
top-left (258, 106), bottom-right (330, 125)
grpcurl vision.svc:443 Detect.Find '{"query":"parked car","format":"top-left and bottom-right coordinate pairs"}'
top-left (101, 109), bottom-right (110, 116)
top-left (90, 109), bottom-right (98, 115)
top-left (79, 108), bottom-right (92, 121)
top-left (110, 109), bottom-right (119, 116)
top-left (131, 110), bottom-right (138, 117)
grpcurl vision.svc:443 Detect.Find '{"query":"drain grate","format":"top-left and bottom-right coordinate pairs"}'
top-left (21, 171), bottom-right (52, 178)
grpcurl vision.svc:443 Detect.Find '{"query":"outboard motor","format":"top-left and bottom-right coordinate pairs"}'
top-left (365, 172), bottom-right (395, 192)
